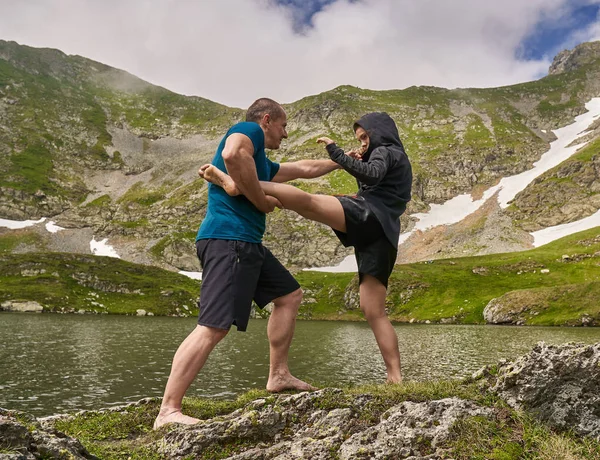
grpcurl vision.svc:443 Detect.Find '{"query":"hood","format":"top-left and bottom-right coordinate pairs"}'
top-left (353, 112), bottom-right (403, 160)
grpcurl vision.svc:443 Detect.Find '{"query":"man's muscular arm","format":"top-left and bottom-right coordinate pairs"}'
top-left (272, 159), bottom-right (341, 183)
top-left (222, 133), bottom-right (279, 213)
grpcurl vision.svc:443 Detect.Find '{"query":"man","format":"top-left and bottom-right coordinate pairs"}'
top-left (154, 98), bottom-right (341, 429)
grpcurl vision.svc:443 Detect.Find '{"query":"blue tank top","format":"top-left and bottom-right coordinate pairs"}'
top-left (196, 122), bottom-right (280, 243)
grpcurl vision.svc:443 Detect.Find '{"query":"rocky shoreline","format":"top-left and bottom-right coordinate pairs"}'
top-left (1, 342), bottom-right (598, 459)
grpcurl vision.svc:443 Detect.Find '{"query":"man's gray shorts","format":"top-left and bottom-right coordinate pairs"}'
top-left (196, 239), bottom-right (300, 332)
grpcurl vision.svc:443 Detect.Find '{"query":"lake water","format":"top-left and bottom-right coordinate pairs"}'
top-left (1, 312), bottom-right (599, 416)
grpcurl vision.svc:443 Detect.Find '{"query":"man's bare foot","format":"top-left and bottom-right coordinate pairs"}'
top-left (385, 376), bottom-right (403, 385)
top-left (266, 374), bottom-right (317, 393)
top-left (153, 410), bottom-right (200, 430)
top-left (198, 164), bottom-right (240, 196)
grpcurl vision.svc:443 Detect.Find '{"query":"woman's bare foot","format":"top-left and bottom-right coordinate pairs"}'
top-left (385, 375), bottom-right (403, 385)
top-left (198, 164), bottom-right (240, 196)
top-left (153, 410), bottom-right (200, 430)
top-left (266, 373), bottom-right (317, 393)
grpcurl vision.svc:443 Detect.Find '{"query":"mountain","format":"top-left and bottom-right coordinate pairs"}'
top-left (1, 39), bottom-right (600, 272)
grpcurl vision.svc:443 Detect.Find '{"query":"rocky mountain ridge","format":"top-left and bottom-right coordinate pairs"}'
top-left (1, 39), bottom-right (600, 271)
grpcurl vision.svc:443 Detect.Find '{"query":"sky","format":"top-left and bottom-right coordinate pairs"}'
top-left (1, 0), bottom-right (600, 108)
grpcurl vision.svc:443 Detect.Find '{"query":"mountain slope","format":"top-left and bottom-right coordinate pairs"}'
top-left (1, 39), bottom-right (600, 270)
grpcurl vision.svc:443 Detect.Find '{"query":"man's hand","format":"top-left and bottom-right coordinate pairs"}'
top-left (316, 136), bottom-right (335, 146)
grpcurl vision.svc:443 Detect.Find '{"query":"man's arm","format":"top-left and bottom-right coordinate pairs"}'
top-left (271, 159), bottom-right (341, 183)
top-left (222, 133), bottom-right (279, 213)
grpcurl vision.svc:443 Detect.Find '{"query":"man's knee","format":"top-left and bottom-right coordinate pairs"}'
top-left (195, 324), bottom-right (229, 345)
top-left (273, 288), bottom-right (303, 309)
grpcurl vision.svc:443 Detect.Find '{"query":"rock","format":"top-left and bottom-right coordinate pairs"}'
top-left (549, 42), bottom-right (600, 75)
top-left (0, 300), bottom-right (44, 313)
top-left (0, 409), bottom-right (97, 459)
top-left (343, 275), bottom-right (360, 311)
top-left (338, 398), bottom-right (493, 459)
top-left (156, 389), bottom-right (493, 460)
top-left (483, 295), bottom-right (527, 324)
top-left (483, 342), bottom-right (600, 439)
top-left (161, 240), bottom-right (200, 271)
top-left (136, 309), bottom-right (147, 316)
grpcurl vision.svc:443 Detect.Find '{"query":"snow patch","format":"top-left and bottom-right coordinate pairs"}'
top-left (0, 217), bottom-right (45, 229)
top-left (90, 238), bottom-right (120, 258)
top-left (179, 270), bottom-right (202, 280)
top-left (45, 221), bottom-right (65, 233)
top-left (531, 209), bottom-right (600, 247)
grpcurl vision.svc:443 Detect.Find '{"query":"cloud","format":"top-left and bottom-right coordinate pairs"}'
top-left (0, 0), bottom-right (597, 107)
top-left (563, 1), bottom-right (600, 45)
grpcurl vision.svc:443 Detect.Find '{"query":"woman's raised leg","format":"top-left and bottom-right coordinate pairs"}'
top-left (200, 164), bottom-right (346, 232)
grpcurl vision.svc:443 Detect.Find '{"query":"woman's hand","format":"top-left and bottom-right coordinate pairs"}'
top-left (346, 148), bottom-right (363, 159)
top-left (346, 145), bottom-right (366, 159)
top-left (316, 136), bottom-right (335, 146)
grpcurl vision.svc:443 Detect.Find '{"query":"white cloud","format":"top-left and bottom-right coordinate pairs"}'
top-left (0, 0), bottom-right (597, 107)
top-left (564, 1), bottom-right (600, 46)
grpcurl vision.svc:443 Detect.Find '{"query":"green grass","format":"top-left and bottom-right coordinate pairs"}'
top-left (2, 142), bottom-right (55, 193)
top-left (0, 253), bottom-right (200, 316)
top-left (0, 230), bottom-right (46, 253)
top-left (117, 182), bottom-right (167, 207)
top-left (85, 194), bottom-right (112, 208)
top-left (463, 114), bottom-right (495, 148)
top-left (2, 227), bottom-right (600, 325)
top-left (150, 231), bottom-right (198, 260)
top-left (296, 226), bottom-right (600, 325)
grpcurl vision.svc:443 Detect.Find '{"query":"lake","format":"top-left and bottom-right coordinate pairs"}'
top-left (1, 312), bottom-right (599, 416)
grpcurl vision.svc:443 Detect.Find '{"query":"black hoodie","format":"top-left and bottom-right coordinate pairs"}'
top-left (326, 112), bottom-right (412, 247)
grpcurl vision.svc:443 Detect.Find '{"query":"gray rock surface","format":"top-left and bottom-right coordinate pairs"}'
top-left (0, 409), bottom-right (97, 460)
top-left (478, 341), bottom-right (600, 439)
top-left (156, 390), bottom-right (493, 460)
top-left (0, 300), bottom-right (44, 313)
top-left (337, 398), bottom-right (493, 460)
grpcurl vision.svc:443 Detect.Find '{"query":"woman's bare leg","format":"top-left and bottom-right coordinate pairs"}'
top-left (359, 274), bottom-right (402, 383)
top-left (200, 164), bottom-right (346, 232)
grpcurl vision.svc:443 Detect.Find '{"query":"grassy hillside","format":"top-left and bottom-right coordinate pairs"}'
top-left (298, 226), bottom-right (600, 326)
top-left (2, 226), bottom-right (599, 326)
top-left (0, 252), bottom-right (199, 316)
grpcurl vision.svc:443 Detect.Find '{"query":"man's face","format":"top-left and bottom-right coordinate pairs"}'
top-left (355, 126), bottom-right (369, 154)
top-left (263, 113), bottom-right (288, 150)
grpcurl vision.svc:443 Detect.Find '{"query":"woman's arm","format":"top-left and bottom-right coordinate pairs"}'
top-left (326, 143), bottom-right (391, 186)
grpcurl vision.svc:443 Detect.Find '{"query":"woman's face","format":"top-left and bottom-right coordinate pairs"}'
top-left (355, 126), bottom-right (370, 155)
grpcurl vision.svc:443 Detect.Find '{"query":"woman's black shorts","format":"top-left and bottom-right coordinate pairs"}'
top-left (333, 195), bottom-right (397, 288)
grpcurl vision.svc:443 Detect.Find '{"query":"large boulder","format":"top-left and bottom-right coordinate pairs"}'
top-left (476, 342), bottom-right (600, 439)
top-left (0, 300), bottom-right (44, 313)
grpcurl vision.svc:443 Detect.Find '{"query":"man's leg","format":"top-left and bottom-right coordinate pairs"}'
top-left (359, 274), bottom-right (402, 383)
top-left (201, 165), bottom-right (346, 232)
top-left (266, 288), bottom-right (316, 392)
top-left (154, 325), bottom-right (228, 429)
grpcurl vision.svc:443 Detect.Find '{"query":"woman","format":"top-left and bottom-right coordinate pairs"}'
top-left (200, 112), bottom-right (412, 383)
